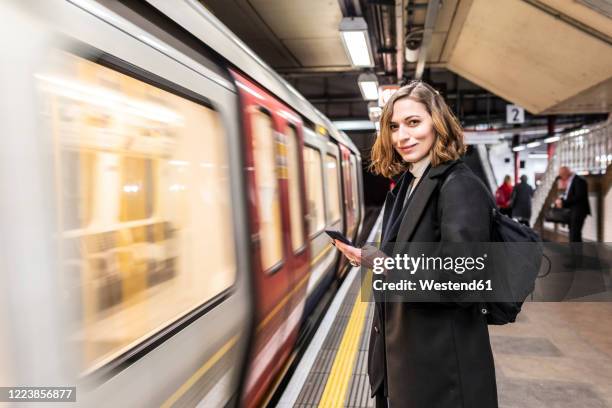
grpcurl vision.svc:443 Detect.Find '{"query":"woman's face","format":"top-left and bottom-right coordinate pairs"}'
top-left (389, 97), bottom-right (436, 163)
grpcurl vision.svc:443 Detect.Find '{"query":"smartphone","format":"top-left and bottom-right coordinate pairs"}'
top-left (325, 230), bottom-right (353, 246)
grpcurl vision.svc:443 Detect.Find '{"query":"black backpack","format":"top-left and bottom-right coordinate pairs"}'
top-left (442, 170), bottom-right (543, 325)
top-left (484, 208), bottom-right (543, 324)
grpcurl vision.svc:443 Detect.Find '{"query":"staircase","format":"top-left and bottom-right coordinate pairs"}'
top-left (530, 117), bottom-right (612, 226)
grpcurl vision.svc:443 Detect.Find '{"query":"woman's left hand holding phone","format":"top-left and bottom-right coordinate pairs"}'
top-left (333, 240), bottom-right (362, 267)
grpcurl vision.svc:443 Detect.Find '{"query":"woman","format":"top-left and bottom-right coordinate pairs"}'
top-left (496, 175), bottom-right (513, 216)
top-left (334, 81), bottom-right (498, 408)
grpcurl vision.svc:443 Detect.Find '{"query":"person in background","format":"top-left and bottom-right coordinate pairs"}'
top-left (510, 175), bottom-right (534, 226)
top-left (555, 166), bottom-right (590, 242)
top-left (495, 175), bottom-right (513, 216)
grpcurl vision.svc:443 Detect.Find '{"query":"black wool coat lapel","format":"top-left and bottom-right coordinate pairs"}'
top-left (381, 171), bottom-right (413, 245)
top-left (392, 160), bottom-right (459, 250)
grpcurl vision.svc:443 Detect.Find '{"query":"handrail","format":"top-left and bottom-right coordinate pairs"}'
top-left (530, 117), bottom-right (612, 226)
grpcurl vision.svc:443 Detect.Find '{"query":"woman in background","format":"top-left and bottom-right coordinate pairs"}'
top-left (496, 174), bottom-right (513, 216)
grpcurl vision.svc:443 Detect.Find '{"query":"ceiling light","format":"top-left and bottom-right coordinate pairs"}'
top-left (526, 141), bottom-right (542, 148)
top-left (339, 17), bottom-right (374, 67)
top-left (367, 101), bottom-right (382, 122)
top-left (332, 120), bottom-right (376, 131)
top-left (544, 135), bottom-right (560, 143)
top-left (358, 73), bottom-right (379, 101)
top-left (512, 145), bottom-right (526, 152)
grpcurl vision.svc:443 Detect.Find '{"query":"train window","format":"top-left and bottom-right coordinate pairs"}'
top-left (342, 156), bottom-right (354, 238)
top-left (349, 155), bottom-right (359, 220)
top-left (120, 157), bottom-right (155, 221)
top-left (286, 126), bottom-right (305, 251)
top-left (303, 146), bottom-right (325, 236)
top-left (324, 154), bottom-right (341, 224)
top-left (251, 110), bottom-right (283, 270)
top-left (41, 52), bottom-right (236, 370)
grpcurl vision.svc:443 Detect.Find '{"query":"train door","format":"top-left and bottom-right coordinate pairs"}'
top-left (324, 143), bottom-right (347, 277)
top-left (231, 71), bottom-right (309, 407)
top-left (302, 128), bottom-right (339, 315)
top-left (324, 143), bottom-right (343, 235)
top-left (349, 153), bottom-right (362, 241)
top-left (339, 144), bottom-right (357, 243)
top-left (5, 0), bottom-right (254, 405)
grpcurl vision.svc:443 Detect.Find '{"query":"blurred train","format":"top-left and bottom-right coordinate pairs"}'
top-left (0, 0), bottom-right (365, 406)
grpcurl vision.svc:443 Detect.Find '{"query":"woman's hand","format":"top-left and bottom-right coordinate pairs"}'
top-left (333, 240), bottom-right (362, 267)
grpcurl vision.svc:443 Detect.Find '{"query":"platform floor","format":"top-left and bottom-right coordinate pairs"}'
top-left (277, 225), bottom-right (612, 407)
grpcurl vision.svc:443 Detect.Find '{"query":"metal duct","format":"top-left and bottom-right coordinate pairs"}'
top-left (414, 0), bottom-right (441, 79)
top-left (395, 0), bottom-right (404, 82)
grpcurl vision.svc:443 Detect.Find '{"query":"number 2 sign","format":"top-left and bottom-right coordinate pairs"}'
top-left (506, 104), bottom-right (525, 124)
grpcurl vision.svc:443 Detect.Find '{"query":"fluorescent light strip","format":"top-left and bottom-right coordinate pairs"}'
top-left (358, 81), bottom-right (379, 100)
top-left (544, 135), bottom-right (560, 143)
top-left (333, 120), bottom-right (376, 131)
top-left (341, 31), bottom-right (373, 67)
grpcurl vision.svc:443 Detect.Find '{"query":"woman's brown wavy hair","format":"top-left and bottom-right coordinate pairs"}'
top-left (369, 80), bottom-right (466, 178)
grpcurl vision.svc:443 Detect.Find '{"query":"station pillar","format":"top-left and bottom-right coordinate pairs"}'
top-left (547, 115), bottom-right (556, 158)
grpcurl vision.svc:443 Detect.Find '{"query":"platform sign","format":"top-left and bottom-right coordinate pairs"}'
top-left (506, 104), bottom-right (525, 124)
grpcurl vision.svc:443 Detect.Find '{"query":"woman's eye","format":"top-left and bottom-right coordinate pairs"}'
top-left (408, 120), bottom-right (420, 126)
top-left (390, 124), bottom-right (399, 131)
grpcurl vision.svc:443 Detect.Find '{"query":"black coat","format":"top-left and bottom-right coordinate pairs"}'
top-left (510, 182), bottom-right (534, 220)
top-left (368, 159), bottom-right (498, 408)
top-left (562, 175), bottom-right (591, 218)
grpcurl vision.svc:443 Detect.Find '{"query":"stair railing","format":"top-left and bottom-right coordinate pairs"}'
top-left (530, 117), bottom-right (611, 226)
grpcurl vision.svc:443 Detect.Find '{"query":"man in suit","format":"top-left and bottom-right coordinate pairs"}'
top-left (555, 166), bottom-right (591, 242)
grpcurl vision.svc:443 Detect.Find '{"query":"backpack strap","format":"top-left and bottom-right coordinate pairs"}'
top-left (439, 165), bottom-right (498, 209)
top-left (438, 165), bottom-right (498, 240)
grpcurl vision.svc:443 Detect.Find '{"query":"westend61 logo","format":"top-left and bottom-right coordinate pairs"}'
top-left (372, 253), bottom-right (488, 275)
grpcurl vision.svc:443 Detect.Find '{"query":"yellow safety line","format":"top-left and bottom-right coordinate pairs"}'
top-left (318, 272), bottom-right (371, 407)
top-left (161, 335), bottom-right (239, 408)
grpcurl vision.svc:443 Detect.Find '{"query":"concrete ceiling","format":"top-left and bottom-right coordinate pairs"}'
top-left (445, 0), bottom-right (612, 114)
top-left (200, 0), bottom-right (350, 69)
top-left (199, 0), bottom-right (611, 119)
top-left (200, 0), bottom-right (458, 74)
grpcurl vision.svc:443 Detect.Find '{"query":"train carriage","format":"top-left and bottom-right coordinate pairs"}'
top-left (0, 0), bottom-right (365, 406)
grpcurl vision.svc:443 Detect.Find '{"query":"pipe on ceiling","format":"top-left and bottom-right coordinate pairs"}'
top-left (395, 0), bottom-right (404, 82)
top-left (351, 0), bottom-right (363, 16)
top-left (380, 4), bottom-right (396, 74)
top-left (414, 0), bottom-right (441, 79)
top-left (340, 0), bottom-right (364, 17)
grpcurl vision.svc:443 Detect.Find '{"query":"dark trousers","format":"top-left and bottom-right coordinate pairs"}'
top-left (569, 213), bottom-right (586, 243)
top-left (374, 390), bottom-right (388, 408)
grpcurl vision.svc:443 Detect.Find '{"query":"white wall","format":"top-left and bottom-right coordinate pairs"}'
top-left (487, 142), bottom-right (548, 188)
top-left (488, 143), bottom-right (514, 186)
